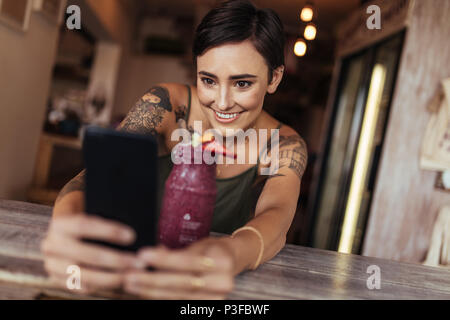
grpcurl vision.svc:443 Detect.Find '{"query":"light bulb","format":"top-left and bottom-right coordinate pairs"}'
top-left (294, 39), bottom-right (307, 57)
top-left (304, 23), bottom-right (317, 41)
top-left (300, 5), bottom-right (314, 22)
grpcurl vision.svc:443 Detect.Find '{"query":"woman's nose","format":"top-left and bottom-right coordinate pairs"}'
top-left (216, 86), bottom-right (232, 111)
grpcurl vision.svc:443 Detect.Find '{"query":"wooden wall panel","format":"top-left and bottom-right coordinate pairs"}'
top-left (362, 0), bottom-right (450, 262)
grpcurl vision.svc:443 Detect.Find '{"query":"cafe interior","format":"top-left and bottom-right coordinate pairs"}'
top-left (0, 0), bottom-right (449, 299)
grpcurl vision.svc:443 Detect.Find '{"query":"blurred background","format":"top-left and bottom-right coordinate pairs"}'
top-left (0, 0), bottom-right (449, 265)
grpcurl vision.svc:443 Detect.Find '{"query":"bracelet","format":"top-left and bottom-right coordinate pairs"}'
top-left (231, 226), bottom-right (264, 270)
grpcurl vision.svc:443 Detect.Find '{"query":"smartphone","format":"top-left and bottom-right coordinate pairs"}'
top-left (82, 126), bottom-right (158, 252)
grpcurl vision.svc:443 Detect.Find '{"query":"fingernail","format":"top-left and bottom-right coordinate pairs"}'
top-left (141, 250), bottom-right (157, 261)
top-left (133, 259), bottom-right (146, 269)
top-left (121, 229), bottom-right (135, 242)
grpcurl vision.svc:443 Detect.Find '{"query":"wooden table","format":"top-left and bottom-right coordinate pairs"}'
top-left (1, 200), bottom-right (450, 300)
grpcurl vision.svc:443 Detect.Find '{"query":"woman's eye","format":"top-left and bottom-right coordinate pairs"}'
top-left (202, 78), bottom-right (215, 86)
top-left (236, 81), bottom-right (252, 88)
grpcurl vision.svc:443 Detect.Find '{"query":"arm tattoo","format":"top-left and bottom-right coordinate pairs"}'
top-left (175, 105), bottom-right (187, 124)
top-left (176, 118), bottom-right (195, 134)
top-left (118, 86), bottom-right (172, 137)
top-left (188, 125), bottom-right (195, 133)
top-left (55, 170), bottom-right (85, 203)
top-left (56, 87), bottom-right (173, 203)
top-left (266, 135), bottom-right (308, 180)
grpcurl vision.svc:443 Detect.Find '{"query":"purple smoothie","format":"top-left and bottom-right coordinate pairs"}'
top-left (158, 143), bottom-right (217, 249)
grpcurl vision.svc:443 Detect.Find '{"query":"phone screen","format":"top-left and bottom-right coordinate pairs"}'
top-left (82, 126), bottom-right (158, 252)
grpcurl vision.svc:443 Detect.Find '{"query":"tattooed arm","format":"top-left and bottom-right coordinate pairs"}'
top-left (265, 134), bottom-right (308, 180)
top-left (221, 126), bottom-right (308, 273)
top-left (117, 86), bottom-right (173, 137)
top-left (53, 84), bottom-right (181, 217)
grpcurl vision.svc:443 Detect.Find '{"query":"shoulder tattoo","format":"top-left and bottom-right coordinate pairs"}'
top-left (266, 134), bottom-right (308, 181)
top-left (118, 86), bottom-right (172, 136)
top-left (175, 105), bottom-right (187, 124)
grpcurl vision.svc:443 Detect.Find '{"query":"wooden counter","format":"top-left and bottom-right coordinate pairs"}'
top-left (1, 200), bottom-right (449, 300)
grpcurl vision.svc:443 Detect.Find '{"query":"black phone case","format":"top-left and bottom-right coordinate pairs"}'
top-left (82, 126), bottom-right (158, 252)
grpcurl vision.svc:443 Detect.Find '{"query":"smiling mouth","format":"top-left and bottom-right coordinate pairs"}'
top-left (213, 110), bottom-right (244, 123)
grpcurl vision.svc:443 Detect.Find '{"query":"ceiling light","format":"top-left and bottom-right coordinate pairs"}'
top-left (294, 39), bottom-right (307, 57)
top-left (300, 3), bottom-right (314, 22)
top-left (304, 23), bottom-right (317, 41)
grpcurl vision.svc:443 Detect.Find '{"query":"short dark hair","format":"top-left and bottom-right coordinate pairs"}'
top-left (193, 0), bottom-right (285, 83)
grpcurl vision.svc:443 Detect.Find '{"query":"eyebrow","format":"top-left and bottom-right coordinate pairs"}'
top-left (198, 71), bottom-right (257, 80)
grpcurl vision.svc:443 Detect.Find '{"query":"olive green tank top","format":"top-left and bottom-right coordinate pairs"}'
top-left (156, 85), bottom-right (280, 234)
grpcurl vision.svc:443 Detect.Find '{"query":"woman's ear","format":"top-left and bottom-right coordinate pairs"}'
top-left (267, 65), bottom-right (285, 94)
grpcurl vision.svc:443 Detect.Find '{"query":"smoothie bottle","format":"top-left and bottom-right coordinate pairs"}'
top-left (158, 136), bottom-right (234, 248)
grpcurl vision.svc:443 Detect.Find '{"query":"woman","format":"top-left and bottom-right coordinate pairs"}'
top-left (41, 0), bottom-right (307, 299)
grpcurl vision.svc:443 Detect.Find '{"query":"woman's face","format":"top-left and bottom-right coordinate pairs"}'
top-left (196, 40), bottom-right (283, 136)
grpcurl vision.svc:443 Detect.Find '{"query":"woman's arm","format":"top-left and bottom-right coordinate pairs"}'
top-left (52, 84), bottom-right (180, 217)
top-left (53, 171), bottom-right (85, 217)
top-left (120, 130), bottom-right (308, 299)
top-left (222, 130), bottom-right (308, 274)
top-left (43, 84), bottom-right (186, 295)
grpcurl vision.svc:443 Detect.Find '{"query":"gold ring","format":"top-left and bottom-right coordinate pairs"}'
top-left (191, 277), bottom-right (206, 290)
top-left (200, 257), bottom-right (216, 269)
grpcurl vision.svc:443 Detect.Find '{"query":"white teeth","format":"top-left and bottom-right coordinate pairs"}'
top-left (215, 111), bottom-right (238, 119)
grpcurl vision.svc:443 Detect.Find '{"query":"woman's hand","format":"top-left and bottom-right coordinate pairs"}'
top-left (123, 237), bottom-right (236, 300)
top-left (41, 214), bottom-right (145, 295)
